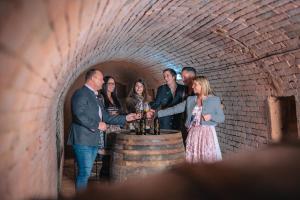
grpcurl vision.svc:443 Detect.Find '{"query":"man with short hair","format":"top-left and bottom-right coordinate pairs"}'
top-left (180, 67), bottom-right (196, 145)
top-left (181, 67), bottom-right (196, 98)
top-left (149, 68), bottom-right (186, 130)
top-left (67, 69), bottom-right (139, 191)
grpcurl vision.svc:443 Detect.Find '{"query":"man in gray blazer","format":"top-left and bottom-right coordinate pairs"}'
top-left (67, 69), bottom-right (138, 190)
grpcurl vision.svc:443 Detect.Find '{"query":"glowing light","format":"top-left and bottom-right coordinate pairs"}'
top-left (177, 74), bottom-right (182, 80)
top-left (152, 52), bottom-right (183, 80)
top-left (165, 62), bottom-right (183, 80)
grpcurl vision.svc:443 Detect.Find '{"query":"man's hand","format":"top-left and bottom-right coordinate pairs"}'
top-left (98, 122), bottom-right (107, 131)
top-left (126, 113), bottom-right (140, 122)
top-left (202, 114), bottom-right (212, 121)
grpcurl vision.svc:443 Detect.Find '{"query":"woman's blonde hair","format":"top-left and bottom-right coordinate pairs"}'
top-left (193, 76), bottom-right (212, 96)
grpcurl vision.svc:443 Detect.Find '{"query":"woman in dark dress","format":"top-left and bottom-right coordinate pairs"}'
top-left (150, 68), bottom-right (186, 130)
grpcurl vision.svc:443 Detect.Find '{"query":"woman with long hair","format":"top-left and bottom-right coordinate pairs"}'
top-left (125, 79), bottom-right (150, 131)
top-left (125, 79), bottom-right (149, 113)
top-left (99, 76), bottom-right (125, 134)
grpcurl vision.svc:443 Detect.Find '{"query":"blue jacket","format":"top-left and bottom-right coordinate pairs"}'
top-left (158, 95), bottom-right (225, 128)
top-left (67, 86), bottom-right (126, 147)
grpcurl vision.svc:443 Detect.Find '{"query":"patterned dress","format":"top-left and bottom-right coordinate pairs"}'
top-left (186, 105), bottom-right (222, 163)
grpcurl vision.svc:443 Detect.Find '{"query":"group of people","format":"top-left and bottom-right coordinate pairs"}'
top-left (146, 67), bottom-right (224, 162)
top-left (67, 67), bottom-right (225, 191)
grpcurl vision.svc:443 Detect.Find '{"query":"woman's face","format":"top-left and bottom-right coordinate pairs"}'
top-left (163, 71), bottom-right (176, 85)
top-left (107, 78), bottom-right (115, 93)
top-left (192, 81), bottom-right (202, 95)
top-left (135, 82), bottom-right (144, 96)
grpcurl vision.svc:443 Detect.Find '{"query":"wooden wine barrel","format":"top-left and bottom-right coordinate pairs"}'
top-left (111, 130), bottom-right (185, 182)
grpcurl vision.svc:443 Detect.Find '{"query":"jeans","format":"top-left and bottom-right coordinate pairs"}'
top-left (73, 144), bottom-right (98, 191)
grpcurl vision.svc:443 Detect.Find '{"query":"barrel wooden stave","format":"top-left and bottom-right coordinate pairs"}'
top-left (111, 131), bottom-right (185, 181)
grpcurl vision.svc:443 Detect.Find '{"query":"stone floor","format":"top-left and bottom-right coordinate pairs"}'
top-left (60, 157), bottom-right (109, 198)
top-left (60, 159), bottom-right (76, 198)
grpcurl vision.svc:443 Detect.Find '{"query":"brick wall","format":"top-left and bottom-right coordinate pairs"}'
top-left (0, 0), bottom-right (299, 199)
top-left (206, 51), bottom-right (300, 154)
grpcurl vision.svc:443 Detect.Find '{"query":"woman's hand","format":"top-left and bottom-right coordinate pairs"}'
top-left (146, 109), bottom-right (155, 119)
top-left (202, 114), bottom-right (212, 121)
top-left (98, 122), bottom-right (107, 131)
top-left (126, 113), bottom-right (141, 122)
top-left (135, 113), bottom-right (142, 120)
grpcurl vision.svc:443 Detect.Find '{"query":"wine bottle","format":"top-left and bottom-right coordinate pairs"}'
top-left (135, 108), bottom-right (143, 135)
top-left (154, 117), bottom-right (160, 135)
top-left (145, 117), bottom-right (151, 134)
top-left (140, 116), bottom-right (146, 135)
top-left (135, 120), bottom-right (141, 135)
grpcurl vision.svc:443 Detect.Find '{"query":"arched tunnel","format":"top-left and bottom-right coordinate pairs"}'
top-left (0, 0), bottom-right (300, 199)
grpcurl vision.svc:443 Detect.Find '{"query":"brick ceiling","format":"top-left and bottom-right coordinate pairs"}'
top-left (1, 0), bottom-right (299, 97)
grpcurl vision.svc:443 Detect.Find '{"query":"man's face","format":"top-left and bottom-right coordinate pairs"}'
top-left (92, 71), bottom-right (104, 91)
top-left (181, 70), bottom-right (194, 85)
top-left (163, 71), bottom-right (175, 85)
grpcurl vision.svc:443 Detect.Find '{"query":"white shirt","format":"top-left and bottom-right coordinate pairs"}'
top-left (85, 84), bottom-right (102, 120)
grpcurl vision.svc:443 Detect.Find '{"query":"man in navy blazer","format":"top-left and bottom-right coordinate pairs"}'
top-left (67, 69), bottom-right (138, 190)
top-left (180, 67), bottom-right (196, 143)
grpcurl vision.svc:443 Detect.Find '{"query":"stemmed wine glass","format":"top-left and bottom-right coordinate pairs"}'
top-left (143, 102), bottom-right (150, 113)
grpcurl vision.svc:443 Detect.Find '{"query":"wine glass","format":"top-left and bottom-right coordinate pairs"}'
top-left (143, 102), bottom-right (150, 113)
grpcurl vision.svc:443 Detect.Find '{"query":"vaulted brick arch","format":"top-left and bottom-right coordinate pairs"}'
top-left (0, 1), bottom-right (300, 199)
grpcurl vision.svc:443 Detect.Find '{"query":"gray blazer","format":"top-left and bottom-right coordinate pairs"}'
top-left (67, 86), bottom-right (126, 147)
top-left (158, 95), bottom-right (225, 128)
